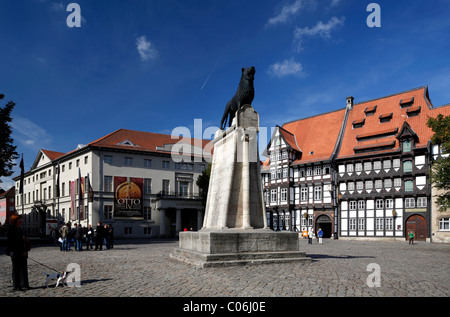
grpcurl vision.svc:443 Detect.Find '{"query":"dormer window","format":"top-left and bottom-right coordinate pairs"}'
top-left (352, 118), bottom-right (365, 129)
top-left (406, 106), bottom-right (421, 117)
top-left (400, 97), bottom-right (414, 107)
top-left (402, 140), bottom-right (412, 152)
top-left (364, 105), bottom-right (377, 116)
top-left (379, 113), bottom-right (393, 123)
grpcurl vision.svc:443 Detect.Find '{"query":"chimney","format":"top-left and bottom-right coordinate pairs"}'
top-left (346, 96), bottom-right (354, 109)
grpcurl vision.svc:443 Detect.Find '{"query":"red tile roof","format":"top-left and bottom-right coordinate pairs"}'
top-left (87, 128), bottom-right (212, 156)
top-left (282, 109), bottom-right (346, 164)
top-left (41, 149), bottom-right (65, 161)
top-left (337, 86), bottom-right (450, 159)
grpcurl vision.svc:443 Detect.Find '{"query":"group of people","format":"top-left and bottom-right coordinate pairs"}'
top-left (55, 221), bottom-right (114, 251)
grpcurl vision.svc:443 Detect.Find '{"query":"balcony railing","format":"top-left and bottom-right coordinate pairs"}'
top-left (156, 191), bottom-right (201, 200)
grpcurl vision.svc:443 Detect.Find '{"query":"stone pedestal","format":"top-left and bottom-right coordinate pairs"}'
top-left (170, 105), bottom-right (310, 268)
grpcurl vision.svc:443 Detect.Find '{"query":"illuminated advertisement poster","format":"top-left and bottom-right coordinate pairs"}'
top-left (113, 177), bottom-right (143, 218)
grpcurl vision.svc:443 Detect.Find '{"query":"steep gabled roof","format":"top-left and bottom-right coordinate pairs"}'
top-left (336, 86), bottom-right (450, 159)
top-left (282, 108), bottom-right (347, 165)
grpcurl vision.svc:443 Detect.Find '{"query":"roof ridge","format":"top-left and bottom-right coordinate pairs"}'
top-left (352, 85), bottom-right (428, 107)
top-left (282, 107), bottom-right (346, 127)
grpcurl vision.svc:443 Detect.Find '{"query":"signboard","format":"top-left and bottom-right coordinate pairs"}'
top-left (114, 177), bottom-right (143, 218)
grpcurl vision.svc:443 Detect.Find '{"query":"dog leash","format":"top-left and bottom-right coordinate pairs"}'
top-left (28, 257), bottom-right (60, 273)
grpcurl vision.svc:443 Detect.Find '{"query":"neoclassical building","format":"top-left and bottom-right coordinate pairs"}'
top-left (13, 129), bottom-right (211, 238)
top-left (263, 86), bottom-right (450, 241)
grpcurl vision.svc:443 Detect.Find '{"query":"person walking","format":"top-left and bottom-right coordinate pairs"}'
top-left (108, 224), bottom-right (114, 249)
top-left (86, 224), bottom-right (94, 250)
top-left (408, 231), bottom-right (415, 245)
top-left (6, 215), bottom-right (30, 292)
top-left (308, 227), bottom-right (313, 244)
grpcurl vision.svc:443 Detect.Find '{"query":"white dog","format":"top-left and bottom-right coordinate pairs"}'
top-left (44, 271), bottom-right (68, 288)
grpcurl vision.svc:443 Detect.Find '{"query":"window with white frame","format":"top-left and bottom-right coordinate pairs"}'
top-left (271, 170), bottom-right (277, 180)
top-left (300, 169), bottom-right (305, 177)
top-left (405, 198), bottom-right (415, 208)
top-left (314, 166), bottom-right (321, 175)
top-left (281, 188), bottom-right (288, 202)
top-left (308, 216), bottom-right (313, 227)
top-left (144, 178), bottom-right (152, 195)
top-left (323, 165), bottom-right (331, 174)
top-left (104, 155), bottom-right (113, 164)
top-left (385, 199), bottom-right (394, 209)
top-left (276, 151), bottom-right (282, 160)
top-left (349, 218), bottom-right (356, 230)
top-left (376, 218), bottom-right (384, 230)
top-left (384, 178), bottom-right (392, 188)
top-left (144, 159), bottom-right (152, 168)
top-left (385, 218), bottom-right (394, 230)
top-left (358, 218), bottom-right (365, 230)
top-left (314, 186), bottom-right (322, 200)
top-left (383, 160), bottom-right (391, 169)
top-left (346, 164), bottom-right (354, 173)
top-left (393, 159), bottom-right (400, 168)
top-left (356, 181), bottom-right (364, 190)
top-left (307, 167), bottom-right (313, 176)
top-left (104, 176), bottom-right (113, 192)
top-left (282, 151), bottom-right (288, 159)
top-left (271, 189), bottom-right (277, 203)
top-left (358, 200), bottom-right (365, 210)
top-left (417, 197), bottom-right (427, 208)
top-left (394, 178), bottom-right (402, 187)
top-left (301, 187), bottom-right (308, 201)
top-left (277, 169), bottom-right (282, 179)
top-left (439, 218), bottom-right (450, 231)
top-left (376, 199), bottom-right (384, 209)
top-left (374, 161), bottom-right (381, 170)
top-left (283, 168), bottom-right (288, 178)
top-left (355, 163), bottom-right (363, 172)
top-left (124, 157), bottom-right (133, 166)
top-left (365, 180), bottom-right (373, 190)
top-left (364, 161), bottom-right (372, 171)
top-left (348, 182), bottom-right (355, 191)
top-left (349, 201), bottom-right (357, 210)
top-left (375, 179), bottom-right (382, 189)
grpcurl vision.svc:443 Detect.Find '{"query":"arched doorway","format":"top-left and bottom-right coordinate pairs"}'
top-left (405, 215), bottom-right (427, 241)
top-left (315, 214), bottom-right (332, 238)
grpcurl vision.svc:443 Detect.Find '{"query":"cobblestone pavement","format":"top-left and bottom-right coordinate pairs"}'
top-left (1, 238), bottom-right (449, 298)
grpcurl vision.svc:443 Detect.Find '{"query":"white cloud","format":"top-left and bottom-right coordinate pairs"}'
top-left (11, 116), bottom-right (53, 151)
top-left (293, 16), bottom-right (345, 51)
top-left (268, 59), bottom-right (304, 78)
top-left (330, 0), bottom-right (342, 7)
top-left (266, 0), bottom-right (303, 27)
top-left (136, 36), bottom-right (159, 62)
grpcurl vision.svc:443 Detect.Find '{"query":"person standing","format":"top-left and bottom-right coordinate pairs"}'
top-left (317, 228), bottom-right (323, 244)
top-left (103, 224), bottom-right (110, 250)
top-left (308, 227), bottom-right (313, 244)
top-left (408, 231), bottom-right (415, 245)
top-left (6, 215), bottom-right (30, 292)
top-left (86, 224), bottom-right (94, 250)
top-left (59, 222), bottom-right (70, 251)
top-left (95, 222), bottom-right (104, 250)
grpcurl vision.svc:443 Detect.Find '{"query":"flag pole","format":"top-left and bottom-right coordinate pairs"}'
top-left (20, 154), bottom-right (24, 217)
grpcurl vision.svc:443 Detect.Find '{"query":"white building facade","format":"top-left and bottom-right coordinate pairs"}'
top-left (14, 129), bottom-right (211, 238)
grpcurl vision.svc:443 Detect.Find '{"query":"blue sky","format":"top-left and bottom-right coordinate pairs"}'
top-left (1, 0), bottom-right (450, 189)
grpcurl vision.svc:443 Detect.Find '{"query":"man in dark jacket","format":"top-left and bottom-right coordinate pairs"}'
top-left (95, 222), bottom-right (104, 250)
top-left (6, 215), bottom-right (30, 291)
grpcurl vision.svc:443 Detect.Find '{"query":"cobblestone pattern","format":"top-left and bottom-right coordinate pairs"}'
top-left (1, 239), bottom-right (449, 297)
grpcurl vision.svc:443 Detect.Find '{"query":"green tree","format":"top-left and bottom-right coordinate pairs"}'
top-left (427, 114), bottom-right (450, 211)
top-left (0, 94), bottom-right (19, 183)
top-left (196, 162), bottom-right (211, 207)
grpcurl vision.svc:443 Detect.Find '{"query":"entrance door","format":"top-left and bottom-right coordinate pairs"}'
top-left (405, 215), bottom-right (427, 241)
top-left (315, 215), bottom-right (332, 238)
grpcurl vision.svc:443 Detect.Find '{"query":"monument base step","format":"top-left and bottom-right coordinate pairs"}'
top-left (170, 229), bottom-right (311, 268)
top-left (170, 248), bottom-right (311, 268)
